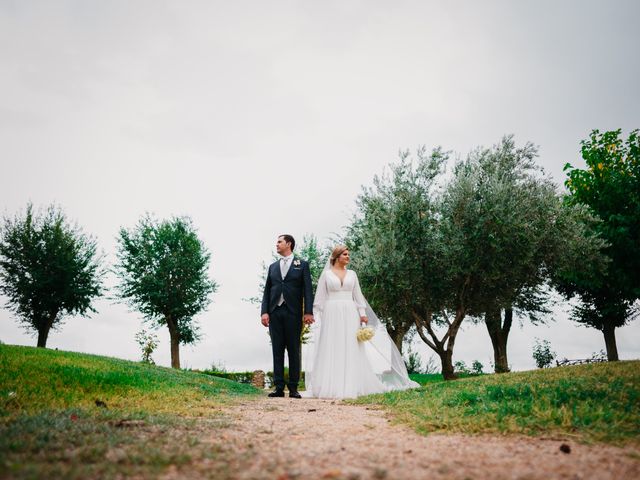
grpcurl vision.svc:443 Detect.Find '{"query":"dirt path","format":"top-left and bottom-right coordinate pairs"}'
top-left (176, 397), bottom-right (640, 480)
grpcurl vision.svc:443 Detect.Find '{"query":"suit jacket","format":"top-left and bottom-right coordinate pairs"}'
top-left (261, 256), bottom-right (314, 316)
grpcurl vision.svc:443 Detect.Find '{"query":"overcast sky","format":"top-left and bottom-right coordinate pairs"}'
top-left (1, 1), bottom-right (639, 372)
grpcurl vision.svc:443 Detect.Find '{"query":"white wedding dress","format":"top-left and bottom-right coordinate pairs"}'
top-left (303, 269), bottom-right (419, 399)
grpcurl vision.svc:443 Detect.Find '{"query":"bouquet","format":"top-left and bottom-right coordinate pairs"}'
top-left (356, 325), bottom-right (375, 342)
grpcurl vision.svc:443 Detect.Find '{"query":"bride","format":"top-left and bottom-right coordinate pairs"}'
top-left (303, 245), bottom-right (419, 398)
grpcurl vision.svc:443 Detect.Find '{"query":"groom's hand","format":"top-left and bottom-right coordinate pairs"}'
top-left (261, 314), bottom-right (269, 327)
top-left (303, 314), bottom-right (314, 325)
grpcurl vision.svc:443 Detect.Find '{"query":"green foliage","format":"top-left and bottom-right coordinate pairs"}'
top-left (352, 361), bottom-right (640, 443)
top-left (403, 345), bottom-right (423, 374)
top-left (135, 328), bottom-right (159, 364)
top-left (561, 129), bottom-right (640, 340)
top-left (296, 234), bottom-right (330, 292)
top-left (208, 360), bottom-right (228, 373)
top-left (348, 136), bottom-right (607, 377)
top-left (115, 215), bottom-right (217, 349)
top-left (347, 146), bottom-right (448, 351)
top-left (0, 203), bottom-right (104, 347)
top-left (449, 137), bottom-right (608, 372)
top-left (445, 136), bottom-right (605, 335)
top-left (199, 370), bottom-right (254, 384)
top-left (454, 360), bottom-right (470, 374)
top-left (453, 360), bottom-right (486, 375)
top-left (471, 360), bottom-right (484, 375)
top-left (532, 338), bottom-right (556, 368)
top-left (450, 137), bottom-right (600, 318)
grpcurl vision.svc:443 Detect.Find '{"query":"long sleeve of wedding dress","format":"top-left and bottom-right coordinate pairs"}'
top-left (351, 272), bottom-right (367, 317)
top-left (312, 271), bottom-right (328, 321)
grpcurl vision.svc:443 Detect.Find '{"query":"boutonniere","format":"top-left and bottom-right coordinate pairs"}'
top-left (293, 259), bottom-right (301, 267)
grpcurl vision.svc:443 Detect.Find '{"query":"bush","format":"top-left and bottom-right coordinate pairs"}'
top-left (134, 329), bottom-right (158, 364)
top-left (454, 360), bottom-right (470, 374)
top-left (532, 338), bottom-right (556, 368)
top-left (471, 360), bottom-right (484, 375)
top-left (200, 370), bottom-right (254, 384)
top-left (404, 346), bottom-right (423, 374)
top-left (208, 360), bottom-right (228, 373)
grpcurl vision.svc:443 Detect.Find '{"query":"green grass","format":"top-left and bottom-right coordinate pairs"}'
top-left (2, 345), bottom-right (638, 477)
top-left (354, 361), bottom-right (640, 444)
top-left (409, 372), bottom-right (481, 384)
top-left (0, 344), bottom-right (258, 417)
top-left (0, 344), bottom-right (260, 479)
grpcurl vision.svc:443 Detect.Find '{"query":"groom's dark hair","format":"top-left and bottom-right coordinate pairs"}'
top-left (279, 234), bottom-right (295, 251)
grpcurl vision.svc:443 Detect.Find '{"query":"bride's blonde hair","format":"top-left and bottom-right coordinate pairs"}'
top-left (330, 245), bottom-right (349, 266)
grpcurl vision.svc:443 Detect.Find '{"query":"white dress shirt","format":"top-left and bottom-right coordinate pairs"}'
top-left (278, 254), bottom-right (294, 305)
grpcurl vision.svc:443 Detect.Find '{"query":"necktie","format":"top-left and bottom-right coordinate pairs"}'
top-left (280, 257), bottom-right (291, 278)
top-left (278, 257), bottom-right (291, 306)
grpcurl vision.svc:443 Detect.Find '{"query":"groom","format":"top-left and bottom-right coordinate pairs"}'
top-left (261, 234), bottom-right (314, 398)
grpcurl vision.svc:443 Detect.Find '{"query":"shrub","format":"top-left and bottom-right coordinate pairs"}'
top-left (454, 360), bottom-right (470, 374)
top-left (200, 370), bottom-right (254, 384)
top-left (404, 346), bottom-right (423, 374)
top-left (135, 329), bottom-right (158, 364)
top-left (471, 360), bottom-right (484, 375)
top-left (532, 338), bottom-right (556, 368)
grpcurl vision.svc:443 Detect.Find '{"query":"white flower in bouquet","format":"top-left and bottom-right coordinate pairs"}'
top-left (356, 326), bottom-right (375, 342)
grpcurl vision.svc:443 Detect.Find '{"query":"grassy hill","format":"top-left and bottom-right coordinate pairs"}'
top-left (354, 360), bottom-right (640, 444)
top-left (0, 344), bottom-right (259, 479)
top-left (1, 345), bottom-right (638, 478)
top-left (0, 344), bottom-right (258, 417)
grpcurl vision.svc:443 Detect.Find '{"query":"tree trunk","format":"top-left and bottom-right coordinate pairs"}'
top-left (36, 312), bottom-right (57, 348)
top-left (602, 323), bottom-right (619, 361)
top-left (413, 307), bottom-right (466, 381)
top-left (387, 324), bottom-right (408, 354)
top-left (440, 349), bottom-right (456, 380)
top-left (36, 328), bottom-right (49, 348)
top-left (485, 307), bottom-right (512, 373)
top-left (167, 317), bottom-right (181, 369)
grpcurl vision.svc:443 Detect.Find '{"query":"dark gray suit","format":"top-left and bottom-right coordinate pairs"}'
top-left (261, 256), bottom-right (313, 391)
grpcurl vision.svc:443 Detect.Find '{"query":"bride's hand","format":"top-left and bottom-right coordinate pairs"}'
top-left (360, 316), bottom-right (368, 324)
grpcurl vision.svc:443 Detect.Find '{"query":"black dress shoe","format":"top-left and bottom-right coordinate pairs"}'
top-left (289, 390), bottom-right (302, 399)
top-left (268, 390), bottom-right (285, 397)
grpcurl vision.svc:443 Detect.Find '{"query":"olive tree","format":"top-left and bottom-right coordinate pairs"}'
top-left (115, 215), bottom-right (217, 368)
top-left (448, 137), bottom-right (606, 372)
top-left (0, 203), bottom-right (103, 347)
top-left (347, 146), bottom-right (449, 354)
top-left (348, 137), bottom-right (606, 379)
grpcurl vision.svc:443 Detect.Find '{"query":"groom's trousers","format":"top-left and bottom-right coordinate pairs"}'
top-left (269, 303), bottom-right (302, 391)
